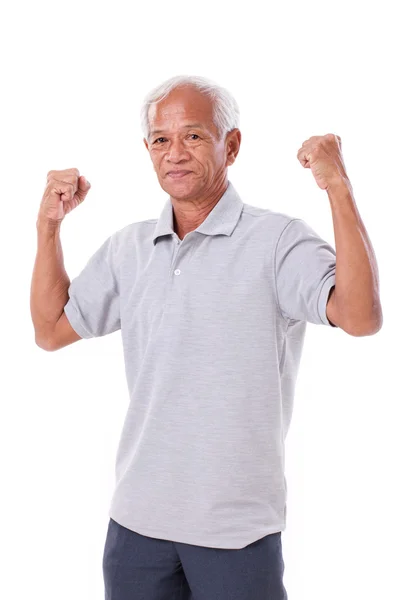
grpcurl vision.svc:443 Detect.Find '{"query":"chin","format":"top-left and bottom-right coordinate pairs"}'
top-left (161, 176), bottom-right (198, 198)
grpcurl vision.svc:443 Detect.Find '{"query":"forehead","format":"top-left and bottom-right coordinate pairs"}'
top-left (148, 85), bottom-right (216, 133)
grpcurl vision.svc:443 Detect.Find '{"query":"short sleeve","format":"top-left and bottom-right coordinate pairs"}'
top-left (64, 234), bottom-right (121, 338)
top-left (274, 218), bottom-right (337, 326)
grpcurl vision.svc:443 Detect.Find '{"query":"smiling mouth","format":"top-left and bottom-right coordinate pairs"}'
top-left (167, 171), bottom-right (192, 179)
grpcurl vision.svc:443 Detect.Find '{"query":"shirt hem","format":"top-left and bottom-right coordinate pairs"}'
top-left (317, 273), bottom-right (336, 326)
top-left (108, 509), bottom-right (286, 549)
top-left (64, 301), bottom-right (93, 339)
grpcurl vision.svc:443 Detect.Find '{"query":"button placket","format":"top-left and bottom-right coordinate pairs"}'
top-left (169, 231), bottom-right (196, 279)
top-left (169, 237), bottom-right (183, 282)
top-left (170, 233), bottom-right (188, 275)
top-left (164, 233), bottom-right (199, 314)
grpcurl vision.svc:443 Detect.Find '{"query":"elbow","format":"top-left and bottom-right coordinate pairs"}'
top-left (345, 310), bottom-right (383, 337)
top-left (35, 334), bottom-right (55, 352)
top-left (331, 291), bottom-right (383, 337)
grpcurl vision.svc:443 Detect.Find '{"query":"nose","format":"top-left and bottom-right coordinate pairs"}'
top-left (166, 138), bottom-right (190, 163)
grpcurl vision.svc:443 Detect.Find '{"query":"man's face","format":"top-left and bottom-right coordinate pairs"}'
top-left (144, 85), bottom-right (240, 199)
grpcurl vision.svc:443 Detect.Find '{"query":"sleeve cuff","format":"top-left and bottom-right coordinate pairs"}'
top-left (64, 299), bottom-right (94, 339)
top-left (317, 273), bottom-right (337, 326)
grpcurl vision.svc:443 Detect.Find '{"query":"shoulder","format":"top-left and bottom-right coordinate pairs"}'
top-left (111, 218), bottom-right (157, 243)
top-left (241, 201), bottom-right (301, 237)
top-left (108, 218), bottom-right (157, 262)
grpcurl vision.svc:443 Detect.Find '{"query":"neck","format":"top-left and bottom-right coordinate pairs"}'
top-left (171, 178), bottom-right (229, 239)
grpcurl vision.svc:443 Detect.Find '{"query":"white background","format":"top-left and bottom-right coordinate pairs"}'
top-left (1, 1), bottom-right (398, 598)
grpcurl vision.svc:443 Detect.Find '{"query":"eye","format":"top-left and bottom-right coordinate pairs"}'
top-left (189, 134), bottom-right (199, 140)
top-left (153, 137), bottom-right (167, 144)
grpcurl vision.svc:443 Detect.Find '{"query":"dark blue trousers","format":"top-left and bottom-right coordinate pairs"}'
top-left (103, 517), bottom-right (288, 599)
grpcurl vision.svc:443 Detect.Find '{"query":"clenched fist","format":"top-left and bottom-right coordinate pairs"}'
top-left (37, 168), bottom-right (91, 224)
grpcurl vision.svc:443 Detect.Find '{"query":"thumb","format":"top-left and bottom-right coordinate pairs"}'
top-left (75, 175), bottom-right (91, 201)
top-left (80, 175), bottom-right (91, 191)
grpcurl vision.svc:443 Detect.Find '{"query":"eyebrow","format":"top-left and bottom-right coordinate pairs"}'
top-left (150, 123), bottom-right (205, 137)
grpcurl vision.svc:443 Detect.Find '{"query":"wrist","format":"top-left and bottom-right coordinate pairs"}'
top-left (326, 175), bottom-right (353, 195)
top-left (326, 177), bottom-right (354, 204)
top-left (36, 216), bottom-right (62, 234)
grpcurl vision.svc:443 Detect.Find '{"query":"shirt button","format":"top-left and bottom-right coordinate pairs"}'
top-left (174, 269), bottom-right (181, 275)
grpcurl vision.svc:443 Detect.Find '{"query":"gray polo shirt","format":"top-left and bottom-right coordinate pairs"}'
top-left (64, 180), bottom-right (337, 549)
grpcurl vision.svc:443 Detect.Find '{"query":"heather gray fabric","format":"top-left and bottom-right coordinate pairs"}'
top-left (64, 180), bottom-right (337, 549)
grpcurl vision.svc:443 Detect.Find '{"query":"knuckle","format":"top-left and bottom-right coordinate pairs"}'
top-left (47, 168), bottom-right (79, 178)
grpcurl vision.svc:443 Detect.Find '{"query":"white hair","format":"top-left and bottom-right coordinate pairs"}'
top-left (140, 75), bottom-right (240, 141)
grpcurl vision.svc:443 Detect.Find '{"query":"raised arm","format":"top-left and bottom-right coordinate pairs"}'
top-left (30, 168), bottom-right (91, 350)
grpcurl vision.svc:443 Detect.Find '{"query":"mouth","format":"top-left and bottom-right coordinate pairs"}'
top-left (167, 170), bottom-right (192, 179)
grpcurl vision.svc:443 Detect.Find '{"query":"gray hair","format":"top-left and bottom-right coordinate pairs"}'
top-left (140, 75), bottom-right (240, 142)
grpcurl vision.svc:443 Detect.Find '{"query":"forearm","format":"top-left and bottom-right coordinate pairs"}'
top-left (327, 179), bottom-right (382, 331)
top-left (31, 218), bottom-right (70, 345)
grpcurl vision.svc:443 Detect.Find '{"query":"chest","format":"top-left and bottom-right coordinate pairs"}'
top-left (119, 233), bottom-right (276, 335)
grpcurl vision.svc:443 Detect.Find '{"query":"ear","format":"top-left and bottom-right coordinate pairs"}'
top-left (143, 137), bottom-right (149, 151)
top-left (226, 129), bottom-right (241, 167)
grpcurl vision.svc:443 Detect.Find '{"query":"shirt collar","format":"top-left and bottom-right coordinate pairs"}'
top-left (152, 180), bottom-right (244, 245)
